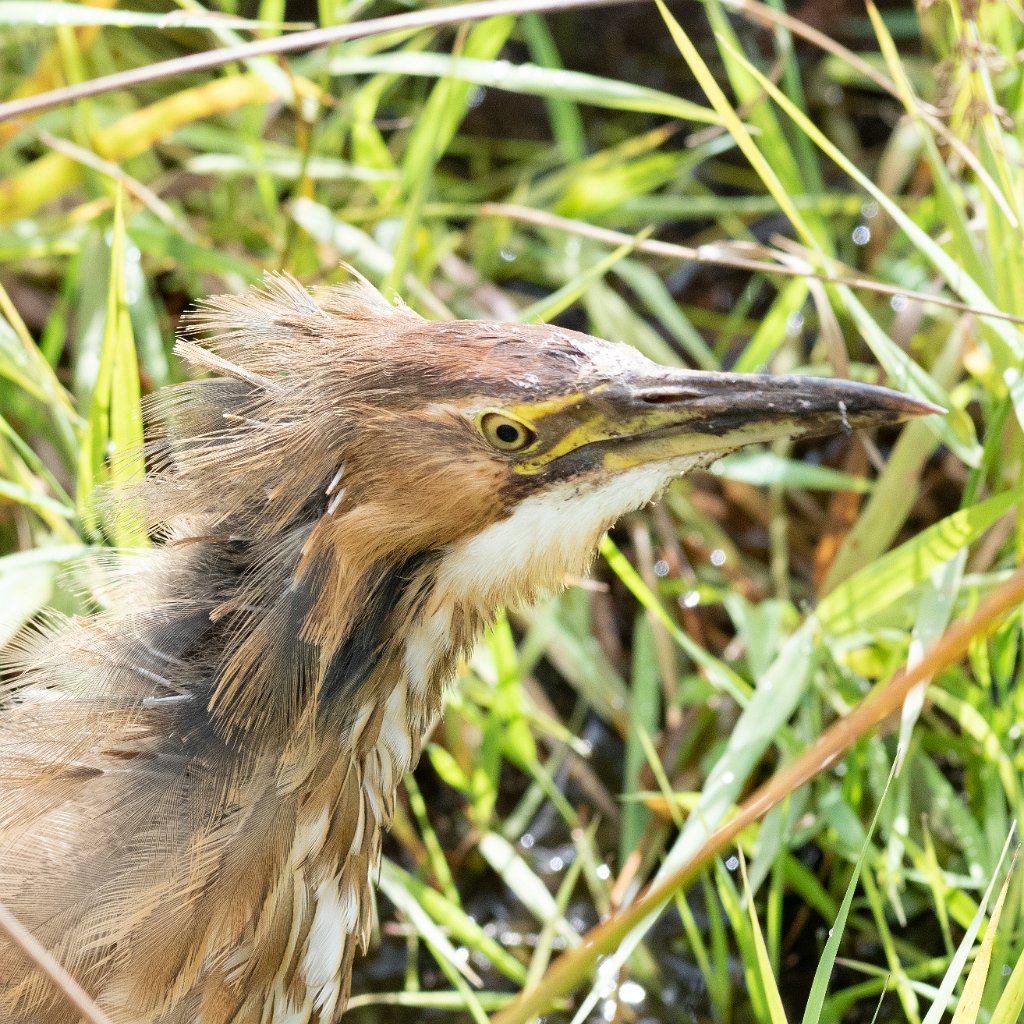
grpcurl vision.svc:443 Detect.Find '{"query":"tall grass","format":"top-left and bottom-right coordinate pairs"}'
top-left (0, 1), bottom-right (1022, 1022)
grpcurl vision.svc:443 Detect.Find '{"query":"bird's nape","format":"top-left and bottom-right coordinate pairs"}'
top-left (0, 274), bottom-right (938, 1024)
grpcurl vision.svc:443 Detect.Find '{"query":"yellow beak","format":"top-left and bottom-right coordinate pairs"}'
top-left (513, 370), bottom-right (942, 475)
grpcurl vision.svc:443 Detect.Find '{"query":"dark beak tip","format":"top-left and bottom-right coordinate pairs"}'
top-left (844, 381), bottom-right (945, 423)
top-left (901, 396), bottom-right (946, 419)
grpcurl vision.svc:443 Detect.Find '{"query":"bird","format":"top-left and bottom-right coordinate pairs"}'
top-left (0, 273), bottom-right (936, 1024)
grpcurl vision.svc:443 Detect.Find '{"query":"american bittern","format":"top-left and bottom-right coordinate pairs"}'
top-left (0, 275), bottom-right (935, 1023)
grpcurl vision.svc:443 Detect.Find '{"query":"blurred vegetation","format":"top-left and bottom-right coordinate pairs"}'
top-left (1, 0), bottom-right (1023, 1022)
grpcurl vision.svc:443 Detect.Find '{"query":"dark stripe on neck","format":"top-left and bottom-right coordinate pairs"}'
top-left (320, 550), bottom-right (437, 708)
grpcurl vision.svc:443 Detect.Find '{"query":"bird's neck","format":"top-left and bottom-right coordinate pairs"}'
top-left (3, 528), bottom-right (491, 1023)
top-left (124, 524), bottom-right (477, 746)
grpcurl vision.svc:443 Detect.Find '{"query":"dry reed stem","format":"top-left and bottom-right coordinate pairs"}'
top-left (477, 202), bottom-right (1024, 327)
top-left (0, 0), bottom-right (651, 124)
top-left (0, 899), bottom-right (112, 1024)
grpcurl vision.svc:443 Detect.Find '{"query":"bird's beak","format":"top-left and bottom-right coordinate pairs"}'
top-left (514, 370), bottom-right (942, 474)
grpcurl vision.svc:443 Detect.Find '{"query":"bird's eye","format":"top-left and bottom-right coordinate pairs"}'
top-left (479, 411), bottom-right (537, 453)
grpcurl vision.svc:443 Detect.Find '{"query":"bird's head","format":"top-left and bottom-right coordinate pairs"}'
top-left (136, 274), bottom-right (936, 729)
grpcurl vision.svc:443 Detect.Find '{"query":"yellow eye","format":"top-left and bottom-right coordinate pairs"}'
top-left (479, 411), bottom-right (537, 453)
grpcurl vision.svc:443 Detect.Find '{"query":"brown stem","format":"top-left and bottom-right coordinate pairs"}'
top-left (0, 899), bottom-right (113, 1024)
top-left (476, 203), bottom-right (1024, 327)
top-left (0, 0), bottom-right (650, 124)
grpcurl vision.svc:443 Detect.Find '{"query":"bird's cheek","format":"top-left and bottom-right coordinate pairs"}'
top-left (514, 440), bottom-right (603, 483)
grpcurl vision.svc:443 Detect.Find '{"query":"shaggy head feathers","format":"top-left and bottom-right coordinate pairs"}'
top-left (91, 274), bottom-right (645, 737)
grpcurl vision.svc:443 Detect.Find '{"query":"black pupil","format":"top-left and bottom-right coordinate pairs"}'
top-left (495, 423), bottom-right (521, 444)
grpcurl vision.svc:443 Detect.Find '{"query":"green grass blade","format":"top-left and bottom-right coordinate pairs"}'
top-left (948, 853), bottom-right (1015, 1024)
top-left (920, 831), bottom-right (1016, 1024)
top-left (653, 0), bottom-right (817, 250)
top-left (896, 553), bottom-right (964, 770)
top-left (621, 618), bottom-right (661, 866)
top-left (518, 232), bottom-right (647, 325)
top-left (801, 766), bottom-right (896, 1024)
top-left (711, 450), bottom-right (873, 493)
top-left (386, 17), bottom-right (514, 292)
top-left (739, 851), bottom-right (789, 1024)
top-left (477, 831), bottom-right (581, 948)
top-left (382, 859), bottom-right (528, 984)
top-left (329, 52), bottom-right (722, 124)
top-left (817, 487), bottom-right (1021, 633)
top-left (989, 932), bottom-right (1024, 1024)
top-left (75, 189), bottom-right (147, 547)
top-left (522, 14), bottom-right (586, 161)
